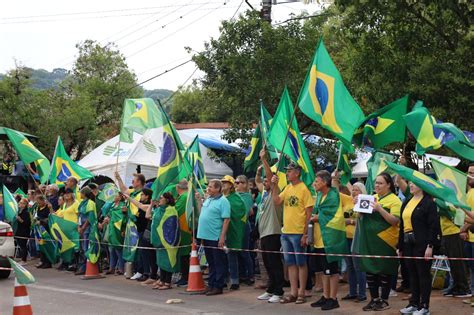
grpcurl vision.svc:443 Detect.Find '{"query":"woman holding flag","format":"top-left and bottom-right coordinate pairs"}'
top-left (353, 172), bottom-right (402, 311)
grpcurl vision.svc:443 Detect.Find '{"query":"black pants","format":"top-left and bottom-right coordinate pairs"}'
top-left (442, 233), bottom-right (469, 292)
top-left (367, 273), bottom-right (391, 300)
top-left (140, 236), bottom-right (157, 279)
top-left (260, 234), bottom-right (284, 296)
top-left (160, 269), bottom-right (173, 284)
top-left (17, 238), bottom-right (28, 262)
top-left (404, 241), bottom-right (432, 308)
top-left (180, 255), bottom-right (189, 280)
top-left (400, 258), bottom-right (410, 288)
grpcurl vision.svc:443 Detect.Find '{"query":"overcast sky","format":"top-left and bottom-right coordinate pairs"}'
top-left (0, 0), bottom-right (322, 90)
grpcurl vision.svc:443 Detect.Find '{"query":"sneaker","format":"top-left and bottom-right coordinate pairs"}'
top-left (389, 289), bottom-right (398, 297)
top-left (268, 295), bottom-right (282, 303)
top-left (257, 292), bottom-right (273, 300)
top-left (341, 294), bottom-right (358, 300)
top-left (130, 272), bottom-right (142, 280)
top-left (463, 299), bottom-right (472, 304)
top-left (362, 299), bottom-right (378, 311)
top-left (321, 298), bottom-right (340, 311)
top-left (373, 299), bottom-right (390, 311)
top-left (136, 275), bottom-right (149, 282)
top-left (19, 261), bottom-right (28, 266)
top-left (229, 284), bottom-right (240, 291)
top-left (443, 288), bottom-right (454, 297)
top-left (413, 308), bottom-right (430, 315)
top-left (310, 296), bottom-right (327, 308)
top-left (175, 278), bottom-right (188, 287)
top-left (400, 305), bottom-right (418, 314)
top-left (453, 291), bottom-right (471, 298)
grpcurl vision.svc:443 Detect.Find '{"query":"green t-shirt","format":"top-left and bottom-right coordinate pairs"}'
top-left (226, 192), bottom-right (247, 249)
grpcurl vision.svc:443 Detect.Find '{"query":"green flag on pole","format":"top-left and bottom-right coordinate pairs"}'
top-left (34, 225), bottom-right (58, 264)
top-left (297, 38), bottom-right (365, 151)
top-left (434, 123), bottom-right (474, 161)
top-left (14, 188), bottom-right (27, 198)
top-left (3, 185), bottom-right (18, 230)
top-left (119, 98), bottom-right (165, 143)
top-left (268, 87), bottom-right (315, 188)
top-left (97, 183), bottom-right (120, 203)
top-left (5, 128), bottom-right (50, 183)
top-left (336, 143), bottom-right (352, 185)
top-left (49, 215), bottom-right (80, 263)
top-left (8, 257), bottom-right (36, 285)
top-left (365, 151), bottom-right (398, 194)
top-left (354, 95), bottom-right (409, 149)
top-left (244, 123), bottom-right (264, 173)
top-left (50, 136), bottom-right (94, 185)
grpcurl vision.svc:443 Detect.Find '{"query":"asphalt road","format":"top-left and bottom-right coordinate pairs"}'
top-left (1, 266), bottom-right (473, 314)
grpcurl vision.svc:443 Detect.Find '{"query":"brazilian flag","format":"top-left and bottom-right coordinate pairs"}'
top-left (313, 188), bottom-right (350, 263)
top-left (152, 103), bottom-right (186, 200)
top-left (434, 123), bottom-right (474, 161)
top-left (34, 225), bottom-right (58, 264)
top-left (107, 203), bottom-right (126, 247)
top-left (365, 151), bottom-right (397, 194)
top-left (14, 188), bottom-right (27, 198)
top-left (50, 136), bottom-right (94, 185)
top-left (2, 185), bottom-right (18, 231)
top-left (244, 122), bottom-right (264, 173)
top-left (85, 223), bottom-right (101, 264)
top-left (49, 215), bottom-right (80, 263)
top-left (260, 102), bottom-right (278, 159)
top-left (268, 87), bottom-right (315, 188)
top-left (175, 191), bottom-right (192, 257)
top-left (151, 206), bottom-right (180, 272)
top-left (385, 160), bottom-right (469, 210)
top-left (354, 95), bottom-right (409, 149)
top-left (119, 98), bottom-right (165, 143)
top-left (297, 38), bottom-right (365, 151)
top-left (122, 219), bottom-right (139, 262)
top-left (336, 143), bottom-right (352, 185)
top-left (226, 192), bottom-right (247, 249)
top-left (353, 193), bottom-right (401, 275)
top-left (4, 128), bottom-right (50, 183)
top-left (178, 135), bottom-right (207, 187)
top-left (79, 199), bottom-right (97, 224)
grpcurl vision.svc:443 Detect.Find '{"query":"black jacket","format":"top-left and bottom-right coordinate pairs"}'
top-left (398, 195), bottom-right (441, 254)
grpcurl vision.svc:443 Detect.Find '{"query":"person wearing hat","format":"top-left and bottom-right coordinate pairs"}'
top-left (196, 179), bottom-right (231, 296)
top-left (271, 161), bottom-right (314, 304)
top-left (55, 188), bottom-right (79, 271)
top-left (221, 175), bottom-right (247, 291)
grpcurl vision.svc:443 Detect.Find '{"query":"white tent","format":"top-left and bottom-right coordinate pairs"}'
top-left (78, 128), bottom-right (233, 186)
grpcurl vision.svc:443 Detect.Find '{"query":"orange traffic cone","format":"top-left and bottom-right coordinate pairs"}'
top-left (186, 242), bottom-right (206, 293)
top-left (13, 278), bottom-right (33, 315)
top-left (81, 260), bottom-right (105, 280)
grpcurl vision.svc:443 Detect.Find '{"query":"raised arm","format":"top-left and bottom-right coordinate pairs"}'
top-left (114, 171), bottom-right (128, 193)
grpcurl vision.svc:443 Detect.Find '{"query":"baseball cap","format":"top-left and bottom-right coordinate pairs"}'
top-left (220, 175), bottom-right (235, 185)
top-left (285, 162), bottom-right (302, 171)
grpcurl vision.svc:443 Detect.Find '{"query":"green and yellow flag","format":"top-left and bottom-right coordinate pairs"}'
top-left (384, 160), bottom-right (469, 210)
top-left (107, 203), bottom-right (126, 247)
top-left (226, 192), bottom-right (247, 249)
top-left (122, 220), bottom-right (139, 262)
top-left (260, 103), bottom-right (278, 159)
top-left (179, 135), bottom-right (207, 187)
top-left (3, 185), bottom-right (18, 230)
top-left (5, 128), bottom-right (50, 183)
top-left (151, 206), bottom-right (181, 272)
top-left (268, 87), bottom-right (315, 188)
top-left (297, 39), bottom-right (365, 151)
top-left (8, 257), bottom-right (36, 285)
top-left (434, 123), bottom-right (474, 161)
top-left (244, 123), bottom-right (264, 173)
top-left (97, 183), bottom-right (120, 203)
top-left (119, 98), bottom-right (165, 143)
top-left (336, 143), bottom-right (352, 185)
top-left (85, 223), bottom-right (100, 264)
top-left (50, 136), bottom-right (94, 185)
top-left (34, 225), bottom-right (58, 264)
top-left (152, 105), bottom-right (186, 200)
top-left (354, 95), bottom-right (409, 149)
top-left (49, 214), bottom-right (80, 263)
top-left (14, 188), bottom-right (27, 198)
top-left (313, 188), bottom-right (350, 263)
top-left (365, 151), bottom-right (397, 194)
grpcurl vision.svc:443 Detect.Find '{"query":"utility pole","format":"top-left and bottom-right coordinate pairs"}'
top-left (260, 0), bottom-right (272, 23)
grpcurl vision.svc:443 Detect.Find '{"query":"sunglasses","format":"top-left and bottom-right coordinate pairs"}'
top-left (234, 181), bottom-right (246, 184)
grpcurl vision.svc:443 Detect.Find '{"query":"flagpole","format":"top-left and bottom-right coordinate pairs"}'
top-left (47, 136), bottom-right (60, 183)
top-left (274, 91), bottom-right (300, 172)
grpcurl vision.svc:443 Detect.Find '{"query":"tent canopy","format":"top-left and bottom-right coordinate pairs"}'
top-left (78, 128), bottom-right (233, 186)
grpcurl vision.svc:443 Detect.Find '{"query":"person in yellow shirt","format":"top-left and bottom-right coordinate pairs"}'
top-left (398, 182), bottom-right (439, 315)
top-left (271, 162), bottom-right (314, 304)
top-left (460, 163), bottom-right (474, 305)
top-left (55, 188), bottom-right (79, 223)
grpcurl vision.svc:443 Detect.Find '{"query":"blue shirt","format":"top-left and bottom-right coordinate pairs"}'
top-left (197, 194), bottom-right (231, 241)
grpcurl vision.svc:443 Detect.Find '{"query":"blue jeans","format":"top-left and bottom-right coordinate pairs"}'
top-left (228, 251), bottom-right (240, 284)
top-left (140, 235), bottom-right (157, 278)
top-left (346, 239), bottom-right (367, 298)
top-left (78, 231), bottom-right (90, 272)
top-left (203, 239), bottom-right (228, 289)
top-left (465, 241), bottom-right (474, 293)
top-left (238, 223), bottom-right (254, 279)
top-left (280, 234), bottom-right (306, 266)
top-left (109, 247), bottom-right (124, 271)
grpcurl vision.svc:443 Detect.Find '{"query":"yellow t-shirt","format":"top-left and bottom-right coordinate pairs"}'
top-left (467, 189), bottom-right (474, 242)
top-left (440, 216), bottom-right (460, 236)
top-left (56, 200), bottom-right (79, 223)
top-left (313, 193), bottom-right (354, 248)
top-left (375, 193), bottom-right (402, 217)
top-left (402, 196), bottom-right (422, 233)
top-left (279, 182), bottom-right (315, 234)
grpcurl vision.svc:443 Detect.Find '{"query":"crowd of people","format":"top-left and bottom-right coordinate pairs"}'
top-left (2, 147), bottom-right (474, 315)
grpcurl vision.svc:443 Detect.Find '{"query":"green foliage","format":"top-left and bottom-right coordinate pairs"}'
top-left (144, 89), bottom-right (174, 113)
top-left (0, 40), bottom-right (143, 159)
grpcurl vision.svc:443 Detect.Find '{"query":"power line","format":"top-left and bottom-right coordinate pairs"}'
top-left (0, 2), bottom-right (225, 22)
top-left (161, 67), bottom-right (199, 106)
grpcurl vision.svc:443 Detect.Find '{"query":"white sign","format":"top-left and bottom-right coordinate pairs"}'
top-left (354, 194), bottom-right (375, 214)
